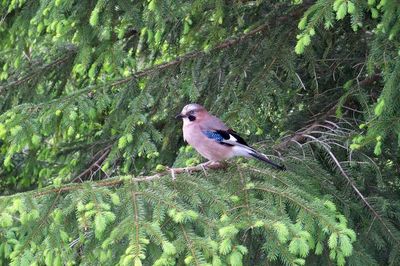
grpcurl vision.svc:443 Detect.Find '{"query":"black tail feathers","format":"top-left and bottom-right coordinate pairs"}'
top-left (249, 152), bottom-right (286, 171)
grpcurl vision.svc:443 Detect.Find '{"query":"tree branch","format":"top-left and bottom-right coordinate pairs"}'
top-left (110, 22), bottom-right (273, 87)
top-left (274, 73), bottom-right (382, 152)
top-left (0, 162), bottom-right (227, 200)
top-left (13, 7), bottom-right (309, 109)
top-left (0, 53), bottom-right (75, 93)
top-left (325, 147), bottom-right (400, 246)
top-left (112, 8), bottom-right (307, 86)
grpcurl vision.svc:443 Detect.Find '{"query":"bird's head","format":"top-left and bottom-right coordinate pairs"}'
top-left (175, 103), bottom-right (207, 125)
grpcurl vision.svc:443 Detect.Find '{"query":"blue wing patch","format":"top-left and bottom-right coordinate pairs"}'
top-left (202, 130), bottom-right (224, 142)
top-left (202, 130), bottom-right (249, 147)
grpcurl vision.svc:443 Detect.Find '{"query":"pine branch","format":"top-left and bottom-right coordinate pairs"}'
top-left (0, 162), bottom-right (227, 200)
top-left (21, 6), bottom-right (308, 108)
top-left (0, 52), bottom-right (76, 93)
top-left (119, 22), bottom-right (272, 82)
top-left (12, 193), bottom-right (62, 258)
top-left (324, 148), bottom-right (400, 246)
top-left (282, 129), bottom-right (400, 245)
top-left (6, 20), bottom-right (269, 99)
top-left (110, 7), bottom-right (308, 87)
top-left (130, 185), bottom-right (142, 260)
top-left (250, 186), bottom-right (329, 225)
top-left (286, 125), bottom-right (400, 246)
top-left (274, 93), bottom-right (400, 246)
top-left (275, 72), bottom-right (382, 152)
top-left (180, 224), bottom-right (200, 266)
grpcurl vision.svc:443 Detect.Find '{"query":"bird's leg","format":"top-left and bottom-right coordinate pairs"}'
top-left (199, 161), bottom-right (225, 173)
top-left (199, 160), bottom-right (218, 175)
top-left (201, 160), bottom-right (221, 168)
top-left (170, 168), bottom-right (176, 180)
top-left (199, 163), bottom-right (208, 176)
top-left (198, 161), bottom-right (213, 176)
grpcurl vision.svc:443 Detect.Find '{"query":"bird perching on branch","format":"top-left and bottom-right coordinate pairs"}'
top-left (176, 103), bottom-right (285, 170)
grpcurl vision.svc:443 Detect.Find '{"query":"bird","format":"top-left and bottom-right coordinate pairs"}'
top-left (175, 103), bottom-right (285, 170)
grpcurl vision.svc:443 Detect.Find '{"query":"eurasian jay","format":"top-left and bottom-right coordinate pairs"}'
top-left (176, 103), bottom-right (285, 170)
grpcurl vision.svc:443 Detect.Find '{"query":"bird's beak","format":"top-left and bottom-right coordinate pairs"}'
top-left (175, 113), bottom-right (185, 119)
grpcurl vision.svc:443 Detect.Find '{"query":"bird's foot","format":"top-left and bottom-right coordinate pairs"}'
top-left (201, 161), bottom-right (227, 169)
top-left (199, 163), bottom-right (209, 176)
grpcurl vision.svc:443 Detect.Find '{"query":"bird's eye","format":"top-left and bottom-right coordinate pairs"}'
top-left (188, 115), bottom-right (196, 121)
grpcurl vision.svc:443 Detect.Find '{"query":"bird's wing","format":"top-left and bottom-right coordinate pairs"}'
top-left (201, 129), bottom-right (285, 170)
top-left (201, 129), bottom-right (250, 147)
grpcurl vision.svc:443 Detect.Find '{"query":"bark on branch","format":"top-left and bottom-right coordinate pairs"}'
top-left (0, 162), bottom-right (227, 200)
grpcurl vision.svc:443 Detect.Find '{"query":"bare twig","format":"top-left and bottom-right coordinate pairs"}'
top-left (71, 145), bottom-right (112, 183)
top-left (274, 105), bottom-right (337, 151)
top-left (295, 72), bottom-right (306, 91)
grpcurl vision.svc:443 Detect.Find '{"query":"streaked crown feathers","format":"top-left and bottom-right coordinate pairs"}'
top-left (181, 103), bottom-right (206, 115)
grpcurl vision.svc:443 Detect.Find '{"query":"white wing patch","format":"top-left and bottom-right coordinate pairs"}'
top-left (228, 134), bottom-right (237, 142)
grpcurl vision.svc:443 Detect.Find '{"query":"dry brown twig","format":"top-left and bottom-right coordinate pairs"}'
top-left (72, 145), bottom-right (112, 183)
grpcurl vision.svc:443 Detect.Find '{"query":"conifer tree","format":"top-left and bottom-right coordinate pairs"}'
top-left (0, 0), bottom-right (399, 265)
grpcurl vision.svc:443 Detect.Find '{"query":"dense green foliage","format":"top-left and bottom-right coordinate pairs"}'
top-left (0, 0), bottom-right (399, 265)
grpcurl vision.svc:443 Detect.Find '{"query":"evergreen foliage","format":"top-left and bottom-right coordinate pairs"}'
top-left (1, 154), bottom-right (361, 266)
top-left (0, 0), bottom-right (399, 265)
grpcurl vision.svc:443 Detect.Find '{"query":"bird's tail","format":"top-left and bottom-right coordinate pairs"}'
top-left (229, 142), bottom-right (286, 170)
top-left (248, 151), bottom-right (286, 171)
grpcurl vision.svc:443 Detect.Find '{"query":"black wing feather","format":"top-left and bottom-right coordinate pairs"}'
top-left (215, 129), bottom-right (249, 146)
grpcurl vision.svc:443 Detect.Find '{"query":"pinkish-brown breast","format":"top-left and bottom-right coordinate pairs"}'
top-left (183, 123), bottom-right (234, 161)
